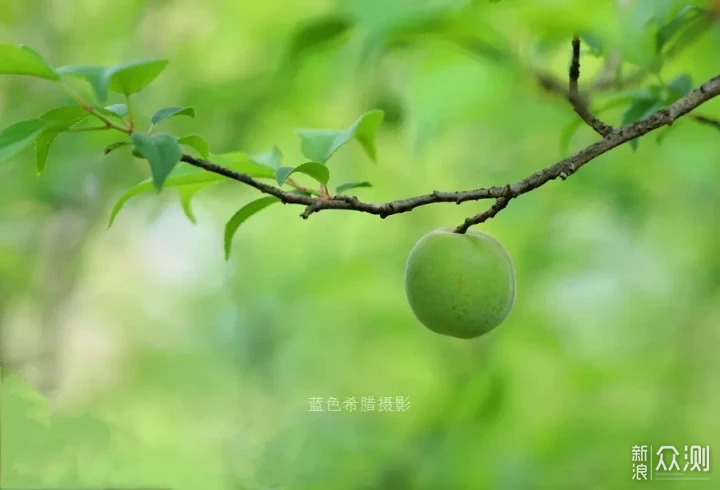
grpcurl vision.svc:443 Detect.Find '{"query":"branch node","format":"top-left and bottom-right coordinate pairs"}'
top-left (301, 202), bottom-right (322, 219)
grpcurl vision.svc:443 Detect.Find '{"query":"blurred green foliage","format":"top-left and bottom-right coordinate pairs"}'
top-left (1, 0), bottom-right (719, 488)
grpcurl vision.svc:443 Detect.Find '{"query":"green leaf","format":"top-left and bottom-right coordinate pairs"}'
top-left (276, 162), bottom-right (329, 186)
top-left (559, 119), bottom-right (583, 155)
top-left (34, 106), bottom-right (89, 174)
top-left (107, 156), bottom-right (275, 226)
top-left (622, 96), bottom-right (664, 150)
top-left (656, 6), bottom-right (705, 52)
top-left (108, 168), bottom-right (226, 227)
top-left (131, 133), bottom-right (182, 190)
top-left (106, 59), bottom-right (168, 96)
top-left (104, 104), bottom-right (128, 118)
top-left (178, 184), bottom-right (208, 224)
top-left (335, 181), bottom-right (372, 194)
top-left (0, 44), bottom-right (58, 80)
top-left (105, 141), bottom-right (131, 155)
top-left (286, 16), bottom-right (353, 59)
top-left (297, 110), bottom-right (384, 164)
top-left (579, 32), bottom-right (604, 57)
top-left (212, 152), bottom-right (276, 179)
top-left (177, 135), bottom-right (209, 159)
top-left (39, 105), bottom-right (89, 128)
top-left (0, 119), bottom-right (47, 164)
top-left (150, 106), bottom-right (195, 126)
top-left (224, 197), bottom-right (279, 260)
top-left (57, 65), bottom-right (108, 102)
top-left (666, 74), bottom-right (692, 102)
top-left (251, 145), bottom-right (283, 170)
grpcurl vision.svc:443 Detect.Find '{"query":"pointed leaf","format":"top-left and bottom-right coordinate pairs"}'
top-left (666, 74), bottom-right (692, 102)
top-left (286, 16), bottom-right (353, 59)
top-left (0, 44), bottom-right (58, 80)
top-left (559, 119), bottom-right (583, 155)
top-left (57, 65), bottom-right (108, 102)
top-left (275, 167), bottom-right (294, 186)
top-left (151, 106), bottom-right (195, 126)
top-left (178, 183), bottom-right (212, 224)
top-left (657, 6), bottom-right (705, 52)
top-left (335, 181), bottom-right (372, 194)
top-left (34, 106), bottom-right (89, 174)
top-left (131, 133), bottom-right (182, 190)
top-left (177, 135), bottom-right (209, 159)
top-left (106, 59), bottom-right (168, 96)
top-left (251, 145), bottom-right (283, 170)
top-left (107, 157), bottom-right (273, 226)
top-left (224, 197), bottom-right (279, 260)
top-left (275, 162), bottom-right (329, 186)
top-left (0, 119), bottom-right (47, 164)
top-left (579, 32), bottom-right (604, 56)
top-left (39, 105), bottom-right (89, 128)
top-left (353, 110), bottom-right (384, 162)
top-left (108, 168), bottom-right (226, 227)
top-left (104, 104), bottom-right (128, 118)
top-left (297, 110), bottom-right (384, 164)
top-left (211, 152), bottom-right (276, 179)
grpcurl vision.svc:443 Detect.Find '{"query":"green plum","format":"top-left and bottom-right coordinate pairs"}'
top-left (404, 228), bottom-right (516, 339)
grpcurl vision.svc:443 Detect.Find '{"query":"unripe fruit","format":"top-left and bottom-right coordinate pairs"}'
top-left (404, 228), bottom-right (516, 339)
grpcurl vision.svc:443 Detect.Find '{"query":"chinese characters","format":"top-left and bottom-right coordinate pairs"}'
top-left (308, 396), bottom-right (411, 413)
top-left (632, 445), bottom-right (710, 481)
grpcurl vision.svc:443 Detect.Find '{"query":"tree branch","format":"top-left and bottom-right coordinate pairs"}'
top-left (454, 198), bottom-right (510, 234)
top-left (568, 36), bottom-right (614, 137)
top-left (181, 73), bottom-right (720, 230)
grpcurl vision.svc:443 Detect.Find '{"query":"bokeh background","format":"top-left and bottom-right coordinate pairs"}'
top-left (1, 0), bottom-right (719, 488)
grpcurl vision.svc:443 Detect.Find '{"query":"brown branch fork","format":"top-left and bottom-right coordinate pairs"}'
top-left (179, 39), bottom-right (720, 233)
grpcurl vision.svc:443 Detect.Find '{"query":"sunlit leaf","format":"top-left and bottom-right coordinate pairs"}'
top-left (178, 135), bottom-right (209, 159)
top-left (109, 169), bottom-right (212, 226)
top-left (151, 106), bottom-right (195, 126)
top-left (0, 44), bottom-right (58, 80)
top-left (106, 58), bottom-right (168, 96)
top-left (178, 183), bottom-right (208, 224)
top-left (104, 104), bottom-right (128, 118)
top-left (224, 197), bottom-right (279, 260)
top-left (297, 110), bottom-right (384, 164)
top-left (212, 152), bottom-right (276, 179)
top-left (251, 145), bottom-right (283, 170)
top-left (57, 65), bottom-right (108, 102)
top-left (35, 106), bottom-right (89, 174)
top-left (335, 181), bottom-right (372, 194)
top-left (0, 119), bottom-right (47, 164)
top-left (108, 156), bottom-right (273, 226)
top-left (131, 133), bottom-right (182, 190)
top-left (276, 162), bottom-right (329, 186)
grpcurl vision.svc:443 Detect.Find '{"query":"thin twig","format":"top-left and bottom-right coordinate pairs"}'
top-left (539, 68), bottom-right (719, 134)
top-left (454, 197), bottom-right (510, 234)
top-left (568, 36), bottom-right (614, 137)
top-left (179, 73), bottom-right (720, 229)
top-left (692, 114), bottom-right (720, 130)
